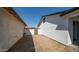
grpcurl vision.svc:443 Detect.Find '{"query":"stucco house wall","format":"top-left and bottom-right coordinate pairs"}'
top-left (39, 9), bottom-right (79, 46)
top-left (0, 8), bottom-right (25, 51)
top-left (39, 14), bottom-right (69, 45)
top-left (62, 9), bottom-right (79, 45)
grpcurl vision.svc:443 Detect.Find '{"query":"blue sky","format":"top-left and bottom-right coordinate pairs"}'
top-left (13, 7), bottom-right (72, 27)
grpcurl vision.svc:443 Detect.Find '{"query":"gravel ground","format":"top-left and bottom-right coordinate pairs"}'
top-left (7, 35), bottom-right (76, 52)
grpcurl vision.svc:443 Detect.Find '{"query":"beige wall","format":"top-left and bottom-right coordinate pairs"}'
top-left (0, 8), bottom-right (25, 51)
top-left (25, 29), bottom-right (34, 35)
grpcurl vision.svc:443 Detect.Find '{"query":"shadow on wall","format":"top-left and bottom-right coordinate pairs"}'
top-left (47, 22), bottom-right (68, 30)
top-left (41, 22), bottom-right (72, 45)
top-left (7, 29), bottom-right (35, 52)
top-left (69, 16), bottom-right (79, 46)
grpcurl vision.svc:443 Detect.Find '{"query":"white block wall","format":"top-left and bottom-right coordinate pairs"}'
top-left (39, 15), bottom-right (72, 45)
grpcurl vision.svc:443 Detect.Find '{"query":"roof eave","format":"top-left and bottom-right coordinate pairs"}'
top-left (3, 7), bottom-right (27, 26)
top-left (60, 7), bottom-right (79, 16)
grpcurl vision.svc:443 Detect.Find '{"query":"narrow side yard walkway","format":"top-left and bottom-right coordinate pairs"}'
top-left (32, 35), bottom-right (75, 52)
top-left (7, 35), bottom-right (76, 52)
top-left (7, 35), bottom-right (35, 52)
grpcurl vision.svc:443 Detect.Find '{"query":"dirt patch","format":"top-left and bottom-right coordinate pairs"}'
top-left (7, 35), bottom-right (76, 52)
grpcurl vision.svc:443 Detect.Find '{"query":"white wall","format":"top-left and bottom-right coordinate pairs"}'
top-left (38, 29), bottom-right (42, 34)
top-left (63, 9), bottom-right (79, 45)
top-left (39, 10), bottom-right (79, 46)
top-left (39, 14), bottom-right (71, 45)
top-left (68, 16), bottom-right (79, 44)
